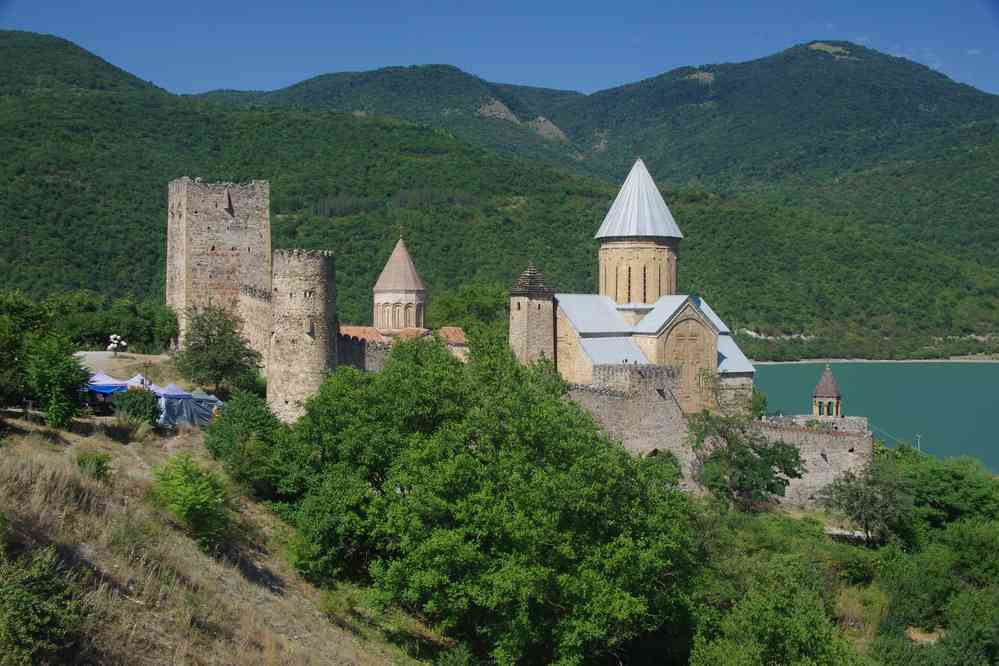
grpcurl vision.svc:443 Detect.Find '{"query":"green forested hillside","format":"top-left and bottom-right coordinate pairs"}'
top-left (2, 30), bottom-right (999, 358)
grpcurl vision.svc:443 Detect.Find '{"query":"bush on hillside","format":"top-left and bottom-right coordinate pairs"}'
top-left (0, 547), bottom-right (83, 666)
top-left (204, 391), bottom-right (283, 498)
top-left (152, 454), bottom-right (231, 551)
top-left (690, 556), bottom-right (860, 666)
top-left (113, 388), bottom-right (160, 427)
top-left (23, 333), bottom-right (89, 428)
top-left (75, 450), bottom-right (112, 482)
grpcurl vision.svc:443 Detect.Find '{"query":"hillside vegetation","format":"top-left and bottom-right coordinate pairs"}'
top-left (2, 30), bottom-right (999, 358)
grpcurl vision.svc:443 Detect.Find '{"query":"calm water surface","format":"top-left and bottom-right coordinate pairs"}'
top-left (755, 362), bottom-right (999, 471)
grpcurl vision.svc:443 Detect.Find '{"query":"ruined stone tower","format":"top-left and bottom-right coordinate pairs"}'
top-left (373, 238), bottom-right (427, 331)
top-left (595, 159), bottom-right (682, 306)
top-left (509, 263), bottom-right (555, 366)
top-left (166, 178), bottom-right (271, 340)
top-left (266, 250), bottom-right (337, 422)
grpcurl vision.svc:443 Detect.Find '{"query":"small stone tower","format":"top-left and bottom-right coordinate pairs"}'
top-left (373, 238), bottom-right (427, 331)
top-left (166, 177), bottom-right (271, 341)
top-left (509, 262), bottom-right (555, 366)
top-left (267, 250), bottom-right (337, 422)
top-left (812, 364), bottom-right (843, 417)
top-left (595, 159), bottom-right (682, 305)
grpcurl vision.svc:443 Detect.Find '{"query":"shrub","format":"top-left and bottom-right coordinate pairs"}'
top-left (151, 454), bottom-right (231, 551)
top-left (0, 547), bottom-right (82, 665)
top-left (23, 334), bottom-right (89, 428)
top-left (204, 391), bottom-right (282, 498)
top-left (75, 450), bottom-right (112, 482)
top-left (113, 388), bottom-right (160, 427)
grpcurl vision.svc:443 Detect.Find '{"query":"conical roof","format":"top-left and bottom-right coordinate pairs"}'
top-left (510, 262), bottom-right (553, 296)
top-left (373, 239), bottom-right (425, 292)
top-left (594, 158), bottom-right (683, 240)
top-left (812, 365), bottom-right (842, 399)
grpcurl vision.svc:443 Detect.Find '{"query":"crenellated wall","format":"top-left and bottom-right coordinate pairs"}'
top-left (757, 421), bottom-right (873, 505)
top-left (336, 333), bottom-right (391, 373)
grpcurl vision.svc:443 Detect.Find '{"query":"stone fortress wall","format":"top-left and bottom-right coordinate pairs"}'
top-left (336, 333), bottom-right (392, 373)
top-left (570, 363), bottom-right (695, 486)
top-left (758, 419), bottom-right (873, 505)
top-left (266, 250), bottom-right (337, 422)
top-left (237, 286), bottom-right (273, 372)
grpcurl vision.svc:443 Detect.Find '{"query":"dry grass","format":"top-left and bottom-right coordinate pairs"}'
top-left (905, 626), bottom-right (945, 644)
top-left (0, 416), bottom-right (441, 665)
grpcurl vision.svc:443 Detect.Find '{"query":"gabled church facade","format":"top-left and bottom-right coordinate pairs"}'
top-left (510, 159), bottom-right (754, 414)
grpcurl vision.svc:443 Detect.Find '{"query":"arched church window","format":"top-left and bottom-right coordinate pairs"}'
top-left (828, 401), bottom-right (835, 416)
top-left (818, 402), bottom-right (824, 416)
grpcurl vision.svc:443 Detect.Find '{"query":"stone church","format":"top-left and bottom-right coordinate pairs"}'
top-left (509, 158), bottom-right (754, 414)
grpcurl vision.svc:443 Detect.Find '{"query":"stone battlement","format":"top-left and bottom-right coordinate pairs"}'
top-left (591, 363), bottom-right (680, 394)
top-left (273, 248), bottom-right (335, 259)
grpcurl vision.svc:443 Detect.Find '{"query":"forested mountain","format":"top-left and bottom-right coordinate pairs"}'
top-left (2, 30), bottom-right (998, 359)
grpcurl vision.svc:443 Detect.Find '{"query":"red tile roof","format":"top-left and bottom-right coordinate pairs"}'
top-left (339, 325), bottom-right (388, 343)
top-left (438, 326), bottom-right (467, 345)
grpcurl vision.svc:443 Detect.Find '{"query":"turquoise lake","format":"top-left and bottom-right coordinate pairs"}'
top-left (754, 362), bottom-right (999, 471)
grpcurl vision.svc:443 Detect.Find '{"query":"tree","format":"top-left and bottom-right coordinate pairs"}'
top-left (0, 316), bottom-right (26, 407)
top-left (688, 412), bottom-right (804, 511)
top-left (750, 388), bottom-right (768, 419)
top-left (690, 557), bottom-right (862, 666)
top-left (23, 334), bottom-right (89, 428)
top-left (819, 453), bottom-right (915, 544)
top-left (174, 305), bottom-right (260, 395)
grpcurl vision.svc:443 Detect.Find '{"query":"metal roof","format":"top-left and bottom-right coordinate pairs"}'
top-left (580, 336), bottom-right (649, 365)
top-left (717, 335), bottom-right (755, 375)
top-left (632, 295), bottom-right (689, 334)
top-left (555, 294), bottom-right (633, 335)
top-left (373, 239), bottom-right (426, 292)
top-left (693, 297), bottom-right (731, 334)
top-left (594, 159), bottom-right (684, 240)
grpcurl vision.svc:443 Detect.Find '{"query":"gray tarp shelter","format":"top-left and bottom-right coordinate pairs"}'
top-left (156, 383), bottom-right (222, 429)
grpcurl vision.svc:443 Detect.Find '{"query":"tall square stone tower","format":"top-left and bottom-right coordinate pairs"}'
top-left (166, 177), bottom-right (271, 339)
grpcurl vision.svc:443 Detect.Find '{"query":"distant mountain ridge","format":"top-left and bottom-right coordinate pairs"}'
top-left (2, 29), bottom-right (999, 360)
top-left (195, 40), bottom-right (999, 183)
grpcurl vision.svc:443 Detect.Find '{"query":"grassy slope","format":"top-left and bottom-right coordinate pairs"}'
top-left (0, 414), bottom-right (446, 664)
top-left (2, 30), bottom-right (999, 357)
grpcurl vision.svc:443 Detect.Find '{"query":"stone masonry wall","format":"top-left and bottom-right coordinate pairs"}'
top-left (336, 334), bottom-right (391, 373)
top-left (267, 250), bottom-right (336, 422)
top-left (570, 363), bottom-right (695, 487)
top-left (509, 295), bottom-right (555, 366)
top-left (757, 423), bottom-right (873, 505)
top-left (237, 286), bottom-right (273, 372)
top-left (166, 178), bottom-right (270, 340)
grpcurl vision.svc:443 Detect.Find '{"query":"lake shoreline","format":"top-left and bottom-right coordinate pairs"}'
top-left (753, 357), bottom-right (999, 365)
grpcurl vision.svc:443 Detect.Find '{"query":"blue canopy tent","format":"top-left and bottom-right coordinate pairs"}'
top-left (86, 372), bottom-right (128, 395)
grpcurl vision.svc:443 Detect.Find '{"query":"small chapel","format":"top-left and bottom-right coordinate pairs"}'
top-left (509, 158), bottom-right (755, 413)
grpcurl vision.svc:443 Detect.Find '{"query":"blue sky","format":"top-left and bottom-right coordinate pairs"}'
top-left (2, 0), bottom-right (998, 95)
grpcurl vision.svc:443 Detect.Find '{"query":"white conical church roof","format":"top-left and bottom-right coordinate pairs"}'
top-left (373, 238), bottom-right (426, 292)
top-left (594, 158), bottom-right (683, 240)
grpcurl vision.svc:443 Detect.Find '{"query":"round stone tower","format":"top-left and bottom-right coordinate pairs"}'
top-left (267, 249), bottom-right (337, 422)
top-left (812, 364), bottom-right (843, 417)
top-left (595, 159), bottom-right (683, 305)
top-left (373, 238), bottom-right (427, 332)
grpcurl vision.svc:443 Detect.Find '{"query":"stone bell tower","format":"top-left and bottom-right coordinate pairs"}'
top-left (595, 159), bottom-right (682, 305)
top-left (509, 262), bottom-right (555, 366)
top-left (373, 238), bottom-right (427, 332)
top-left (812, 364), bottom-right (843, 417)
